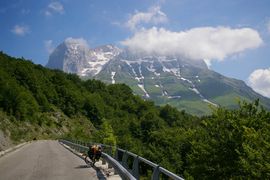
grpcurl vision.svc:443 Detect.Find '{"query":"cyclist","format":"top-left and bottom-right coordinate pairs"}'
top-left (95, 145), bottom-right (102, 161)
top-left (87, 144), bottom-right (102, 164)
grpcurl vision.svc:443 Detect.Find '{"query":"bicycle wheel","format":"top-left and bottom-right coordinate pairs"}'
top-left (84, 155), bottom-right (92, 166)
top-left (92, 159), bottom-right (96, 165)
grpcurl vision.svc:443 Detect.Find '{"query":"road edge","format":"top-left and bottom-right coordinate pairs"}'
top-left (0, 141), bottom-right (30, 158)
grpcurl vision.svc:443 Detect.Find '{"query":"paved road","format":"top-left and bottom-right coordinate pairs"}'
top-left (0, 140), bottom-right (101, 180)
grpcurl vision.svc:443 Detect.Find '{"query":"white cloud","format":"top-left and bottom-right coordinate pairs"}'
top-left (121, 26), bottom-right (263, 63)
top-left (45, 1), bottom-right (64, 16)
top-left (126, 5), bottom-right (168, 31)
top-left (11, 24), bottom-right (30, 36)
top-left (64, 37), bottom-right (89, 48)
top-left (248, 68), bottom-right (270, 98)
top-left (44, 40), bottom-right (54, 54)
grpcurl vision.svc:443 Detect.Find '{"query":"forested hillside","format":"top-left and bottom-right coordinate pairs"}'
top-left (0, 52), bottom-right (269, 179)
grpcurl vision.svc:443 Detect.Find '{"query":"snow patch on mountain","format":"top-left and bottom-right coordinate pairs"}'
top-left (107, 51), bottom-right (216, 106)
top-left (138, 84), bottom-right (150, 98)
top-left (138, 64), bottom-right (144, 80)
top-left (111, 72), bottom-right (116, 84)
top-left (160, 61), bottom-right (171, 73)
top-left (180, 76), bottom-right (218, 106)
top-left (80, 60), bottom-right (108, 76)
top-left (124, 61), bottom-right (146, 82)
top-left (170, 68), bottom-right (181, 78)
top-left (180, 77), bottom-right (193, 84)
top-left (147, 63), bottom-right (156, 73)
top-left (189, 87), bottom-right (201, 95)
top-left (203, 99), bottom-right (218, 106)
top-left (155, 72), bottom-right (161, 76)
top-left (124, 61), bottom-right (137, 77)
top-left (163, 90), bottom-right (168, 96)
top-left (168, 96), bottom-right (181, 99)
top-left (195, 76), bottom-right (201, 82)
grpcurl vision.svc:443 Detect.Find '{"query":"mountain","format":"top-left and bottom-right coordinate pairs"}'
top-left (47, 38), bottom-right (121, 77)
top-left (47, 43), bottom-right (270, 115)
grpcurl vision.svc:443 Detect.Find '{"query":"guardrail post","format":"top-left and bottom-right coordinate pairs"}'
top-left (152, 165), bottom-right (160, 180)
top-left (114, 148), bottom-right (119, 161)
top-left (107, 146), bottom-right (113, 168)
top-left (113, 148), bottom-right (119, 175)
top-left (122, 151), bottom-right (129, 169)
top-left (132, 155), bottom-right (139, 180)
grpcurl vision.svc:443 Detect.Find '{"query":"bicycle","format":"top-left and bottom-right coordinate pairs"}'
top-left (82, 153), bottom-right (94, 166)
top-left (82, 152), bottom-right (101, 166)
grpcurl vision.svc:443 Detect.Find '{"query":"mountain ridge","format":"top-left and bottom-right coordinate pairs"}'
top-left (46, 41), bottom-right (270, 115)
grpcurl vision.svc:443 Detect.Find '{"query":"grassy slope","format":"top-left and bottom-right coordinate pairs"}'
top-left (0, 110), bottom-right (95, 145)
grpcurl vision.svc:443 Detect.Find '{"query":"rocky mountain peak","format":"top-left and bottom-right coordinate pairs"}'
top-left (46, 41), bottom-right (121, 77)
top-left (94, 44), bottom-right (121, 53)
top-left (63, 38), bottom-right (89, 49)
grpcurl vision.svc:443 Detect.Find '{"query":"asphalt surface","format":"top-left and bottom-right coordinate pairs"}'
top-left (0, 140), bottom-right (101, 180)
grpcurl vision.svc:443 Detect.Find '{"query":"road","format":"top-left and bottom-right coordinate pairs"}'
top-left (0, 140), bottom-right (102, 180)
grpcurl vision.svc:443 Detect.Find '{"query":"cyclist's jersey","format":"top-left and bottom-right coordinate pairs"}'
top-left (88, 145), bottom-right (101, 160)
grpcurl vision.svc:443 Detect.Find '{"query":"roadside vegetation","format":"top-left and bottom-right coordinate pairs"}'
top-left (0, 52), bottom-right (269, 179)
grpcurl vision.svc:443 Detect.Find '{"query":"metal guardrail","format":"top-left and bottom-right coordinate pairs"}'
top-left (59, 139), bottom-right (136, 180)
top-left (60, 139), bottom-right (184, 180)
top-left (115, 147), bottom-right (184, 180)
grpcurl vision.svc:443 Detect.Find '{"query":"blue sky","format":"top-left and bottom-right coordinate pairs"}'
top-left (1, 0), bottom-right (270, 97)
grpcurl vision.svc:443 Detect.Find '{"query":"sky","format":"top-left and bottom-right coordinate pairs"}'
top-left (0, 0), bottom-right (270, 97)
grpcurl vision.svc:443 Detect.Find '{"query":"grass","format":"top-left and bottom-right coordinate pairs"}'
top-left (211, 93), bottom-right (251, 108)
top-left (155, 98), bottom-right (213, 116)
top-left (170, 100), bottom-right (213, 116)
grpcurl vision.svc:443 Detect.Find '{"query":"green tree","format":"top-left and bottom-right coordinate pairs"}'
top-left (94, 120), bottom-right (117, 147)
top-left (83, 93), bottom-right (105, 126)
top-left (14, 91), bottom-right (39, 120)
